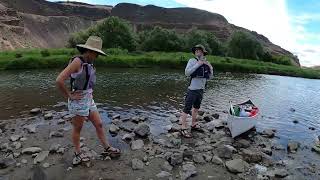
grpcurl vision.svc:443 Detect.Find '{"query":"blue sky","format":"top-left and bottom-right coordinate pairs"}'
top-left (50, 0), bottom-right (320, 67)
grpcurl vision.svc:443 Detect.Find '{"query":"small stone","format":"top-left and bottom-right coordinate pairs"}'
top-left (169, 124), bottom-right (181, 132)
top-left (122, 133), bottom-right (135, 141)
top-left (216, 145), bottom-right (236, 159)
top-left (293, 120), bottom-right (299, 124)
top-left (193, 153), bottom-right (206, 164)
top-left (23, 124), bottom-right (37, 134)
top-left (22, 147), bottom-right (42, 154)
top-left (162, 161), bottom-right (173, 171)
top-left (10, 135), bottom-right (21, 142)
top-left (104, 156), bottom-right (111, 161)
top-left (44, 113), bottom-right (53, 120)
top-left (241, 149), bottom-right (262, 163)
top-left (57, 119), bottom-right (65, 124)
top-left (212, 156), bottom-right (224, 165)
top-left (43, 163), bottom-right (50, 168)
top-left (112, 114), bottom-right (120, 119)
top-left (49, 144), bottom-right (61, 153)
top-left (32, 153), bottom-right (39, 158)
top-left (145, 162), bottom-right (150, 166)
top-left (57, 148), bottom-right (65, 154)
top-left (289, 108), bottom-right (295, 112)
top-left (134, 123), bottom-right (150, 137)
top-left (80, 137), bottom-right (85, 142)
top-left (34, 151), bottom-right (49, 164)
top-left (21, 159), bottom-right (27, 164)
top-left (67, 167), bottom-right (72, 171)
top-left (13, 152), bottom-right (21, 158)
top-left (274, 169), bottom-right (289, 178)
top-left (142, 156), bottom-right (148, 162)
top-left (212, 113), bottom-right (220, 119)
top-left (234, 139), bottom-right (251, 148)
top-left (131, 140), bottom-right (144, 150)
top-left (109, 124), bottom-right (120, 134)
top-left (63, 114), bottom-right (74, 120)
top-left (0, 143), bottom-right (10, 152)
top-left (261, 129), bottom-right (276, 138)
top-left (132, 158), bottom-right (144, 170)
top-left (156, 171), bottom-right (172, 178)
top-left (12, 142), bottom-right (22, 150)
top-left (16, 163), bottom-right (21, 167)
top-left (262, 147), bottom-right (272, 156)
top-left (0, 155), bottom-right (16, 169)
top-left (225, 159), bottom-right (249, 173)
top-left (287, 141), bottom-right (300, 153)
top-left (180, 163), bottom-right (197, 180)
top-left (254, 164), bottom-right (267, 174)
top-left (30, 108), bottom-right (41, 114)
top-left (49, 131), bottom-right (64, 138)
top-left (20, 137), bottom-right (27, 142)
top-left (168, 152), bottom-right (183, 166)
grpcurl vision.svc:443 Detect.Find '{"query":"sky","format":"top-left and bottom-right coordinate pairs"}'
top-left (50, 0), bottom-right (320, 67)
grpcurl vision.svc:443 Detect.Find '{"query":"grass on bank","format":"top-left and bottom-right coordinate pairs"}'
top-left (0, 48), bottom-right (319, 79)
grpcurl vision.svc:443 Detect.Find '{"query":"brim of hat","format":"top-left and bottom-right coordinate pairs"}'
top-left (76, 44), bottom-right (106, 56)
top-left (192, 47), bottom-right (208, 55)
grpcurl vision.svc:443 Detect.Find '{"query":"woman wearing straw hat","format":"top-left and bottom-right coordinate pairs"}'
top-left (56, 36), bottom-right (120, 165)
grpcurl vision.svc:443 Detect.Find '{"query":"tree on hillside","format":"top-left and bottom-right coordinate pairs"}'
top-left (68, 16), bottom-right (137, 51)
top-left (228, 31), bottom-right (263, 60)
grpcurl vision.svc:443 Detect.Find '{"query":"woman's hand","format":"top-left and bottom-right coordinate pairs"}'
top-left (69, 91), bottom-right (84, 100)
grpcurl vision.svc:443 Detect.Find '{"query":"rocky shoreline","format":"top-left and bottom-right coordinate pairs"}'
top-left (0, 104), bottom-right (319, 180)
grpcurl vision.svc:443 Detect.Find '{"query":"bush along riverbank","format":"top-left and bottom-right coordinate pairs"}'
top-left (0, 48), bottom-right (320, 79)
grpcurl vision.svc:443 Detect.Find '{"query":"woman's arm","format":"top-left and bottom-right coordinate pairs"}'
top-left (56, 59), bottom-right (82, 100)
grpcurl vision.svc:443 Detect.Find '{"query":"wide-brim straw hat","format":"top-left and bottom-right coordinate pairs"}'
top-left (192, 44), bottom-right (208, 56)
top-left (76, 36), bottom-right (106, 56)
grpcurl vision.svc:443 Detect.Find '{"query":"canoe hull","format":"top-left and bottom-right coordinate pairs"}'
top-left (227, 114), bottom-right (258, 138)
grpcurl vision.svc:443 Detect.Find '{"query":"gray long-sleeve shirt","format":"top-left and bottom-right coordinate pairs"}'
top-left (185, 58), bottom-right (213, 90)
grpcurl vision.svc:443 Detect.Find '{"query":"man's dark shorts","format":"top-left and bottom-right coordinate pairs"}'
top-left (183, 89), bottom-right (204, 115)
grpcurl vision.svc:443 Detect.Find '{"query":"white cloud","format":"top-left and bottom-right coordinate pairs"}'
top-left (175, 0), bottom-right (320, 67)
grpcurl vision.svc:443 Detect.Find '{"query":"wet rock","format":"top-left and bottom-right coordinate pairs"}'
top-left (132, 158), bottom-right (144, 170)
top-left (12, 142), bottom-right (22, 150)
top-left (119, 121), bottom-right (136, 132)
top-left (22, 147), bottom-right (42, 154)
top-left (168, 152), bottom-right (183, 166)
top-left (30, 108), bottom-right (41, 114)
top-left (109, 124), bottom-right (120, 134)
top-left (57, 147), bottom-right (65, 154)
top-left (13, 152), bottom-right (21, 158)
top-left (63, 114), bottom-right (74, 120)
top-left (203, 115), bottom-right (213, 122)
top-left (42, 163), bottom-right (50, 168)
top-left (67, 167), bottom-right (72, 171)
top-left (134, 123), bottom-right (150, 137)
top-left (49, 131), bottom-right (64, 138)
top-left (169, 116), bottom-right (179, 123)
top-left (32, 153), bottom-right (39, 158)
top-left (131, 140), bottom-right (144, 150)
top-left (211, 156), bottom-right (224, 166)
top-left (23, 124), bottom-right (37, 133)
top-left (292, 120), bottom-right (299, 124)
top-left (0, 155), bottom-right (16, 169)
top-left (287, 141), bottom-right (300, 153)
top-left (161, 161), bottom-right (173, 171)
top-left (57, 119), bottom-right (65, 124)
top-left (216, 145), bottom-right (237, 159)
top-left (49, 144), bottom-right (61, 153)
top-left (289, 108), bottom-right (295, 112)
top-left (122, 133), bottom-right (135, 141)
top-left (272, 144), bottom-right (285, 151)
top-left (10, 134), bottom-right (21, 142)
top-left (156, 171), bottom-right (172, 178)
top-left (180, 163), bottom-right (197, 180)
top-left (226, 159), bottom-right (249, 173)
top-left (241, 149), bottom-right (262, 163)
top-left (44, 113), bottom-right (53, 120)
top-left (20, 137), bottom-right (27, 142)
top-left (195, 145), bottom-right (213, 152)
top-left (34, 151), bottom-right (49, 164)
top-left (183, 150), bottom-right (194, 159)
top-left (261, 129), bottom-right (276, 138)
top-left (193, 153), bottom-right (206, 164)
top-left (203, 153), bottom-right (212, 162)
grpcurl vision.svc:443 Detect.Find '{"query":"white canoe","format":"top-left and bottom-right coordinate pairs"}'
top-left (227, 99), bottom-right (259, 138)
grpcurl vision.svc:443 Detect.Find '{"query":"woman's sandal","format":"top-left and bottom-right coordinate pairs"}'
top-left (73, 152), bottom-right (90, 165)
top-left (102, 146), bottom-right (121, 156)
top-left (180, 129), bottom-right (192, 138)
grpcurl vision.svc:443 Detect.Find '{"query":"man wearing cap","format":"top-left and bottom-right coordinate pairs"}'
top-left (56, 36), bottom-right (121, 165)
top-left (180, 44), bottom-right (214, 138)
